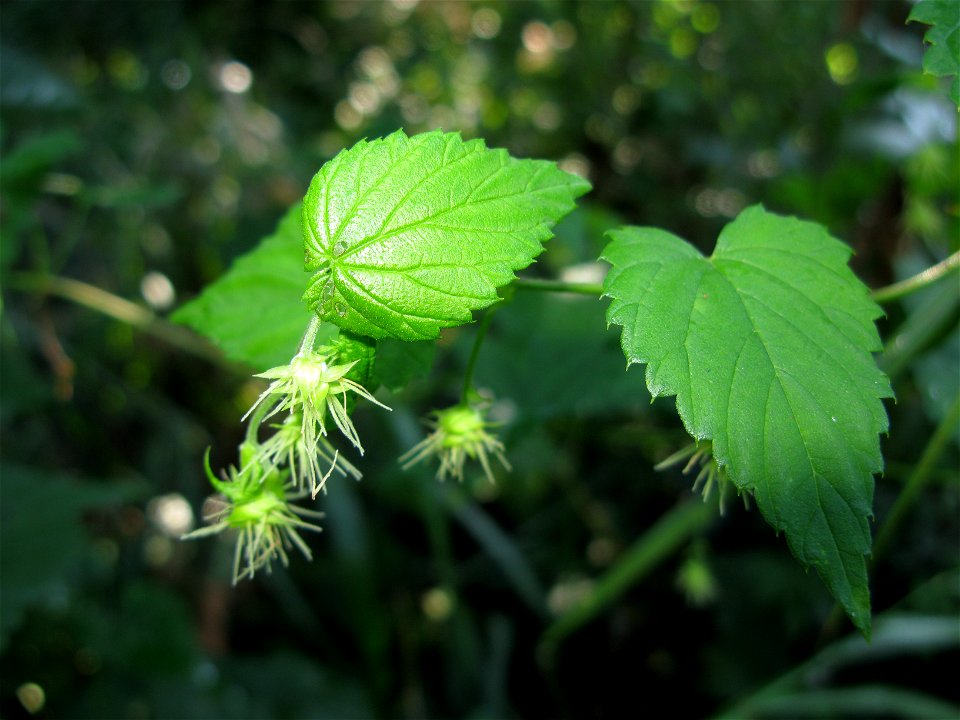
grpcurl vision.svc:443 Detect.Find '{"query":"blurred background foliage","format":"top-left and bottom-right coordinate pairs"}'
top-left (1, 0), bottom-right (958, 718)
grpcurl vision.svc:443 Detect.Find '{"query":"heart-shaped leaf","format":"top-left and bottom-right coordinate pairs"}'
top-left (301, 130), bottom-right (590, 340)
top-left (602, 205), bottom-right (893, 637)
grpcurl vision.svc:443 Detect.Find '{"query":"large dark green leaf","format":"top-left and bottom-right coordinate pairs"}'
top-left (602, 205), bottom-right (893, 637)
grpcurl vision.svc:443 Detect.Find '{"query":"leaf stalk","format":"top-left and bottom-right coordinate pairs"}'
top-left (512, 277), bottom-right (604, 296)
top-left (871, 251), bottom-right (960, 304)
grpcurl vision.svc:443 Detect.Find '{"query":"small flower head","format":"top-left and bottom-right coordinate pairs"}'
top-left (252, 413), bottom-right (362, 498)
top-left (676, 546), bottom-right (719, 607)
top-left (244, 348), bottom-right (391, 454)
top-left (654, 441), bottom-right (748, 515)
top-left (399, 403), bottom-right (511, 484)
top-left (182, 443), bottom-right (324, 584)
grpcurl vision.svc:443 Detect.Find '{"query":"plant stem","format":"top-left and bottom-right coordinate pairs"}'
top-left (538, 500), bottom-right (714, 661)
top-left (871, 251), bottom-right (960, 305)
top-left (718, 615), bottom-right (960, 720)
top-left (297, 315), bottom-right (323, 355)
top-left (872, 394), bottom-right (960, 563)
top-left (461, 307), bottom-right (498, 403)
top-left (6, 271), bottom-right (225, 363)
top-left (512, 277), bottom-right (604, 296)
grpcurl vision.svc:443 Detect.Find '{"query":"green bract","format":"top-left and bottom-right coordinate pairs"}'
top-left (300, 129), bottom-right (590, 340)
top-left (601, 205), bottom-right (893, 638)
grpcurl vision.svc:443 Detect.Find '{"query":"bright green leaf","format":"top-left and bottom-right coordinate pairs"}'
top-left (908, 0), bottom-right (960, 106)
top-left (172, 204), bottom-right (336, 370)
top-left (601, 205), bottom-right (893, 637)
top-left (301, 130), bottom-right (590, 341)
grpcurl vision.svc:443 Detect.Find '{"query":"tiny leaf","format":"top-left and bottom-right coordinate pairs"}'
top-left (172, 205), bottom-right (336, 369)
top-left (908, 0), bottom-right (960, 107)
top-left (301, 129), bottom-right (590, 340)
top-left (602, 205), bottom-right (893, 637)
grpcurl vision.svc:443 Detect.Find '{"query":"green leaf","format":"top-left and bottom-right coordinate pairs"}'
top-left (472, 291), bottom-right (647, 422)
top-left (172, 204), bottom-right (336, 370)
top-left (301, 130), bottom-right (590, 341)
top-left (373, 338), bottom-right (435, 392)
top-left (601, 205), bottom-right (893, 637)
top-left (330, 331), bottom-right (377, 390)
top-left (908, 0), bottom-right (960, 107)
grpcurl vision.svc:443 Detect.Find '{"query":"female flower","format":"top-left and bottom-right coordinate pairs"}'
top-left (243, 348), bottom-right (391, 454)
top-left (182, 443), bottom-right (324, 584)
top-left (253, 413), bottom-right (362, 498)
top-left (400, 402), bottom-right (511, 484)
top-left (654, 441), bottom-right (746, 515)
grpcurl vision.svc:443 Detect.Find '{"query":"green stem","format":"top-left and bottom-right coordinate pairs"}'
top-left (297, 315), bottom-right (323, 355)
top-left (717, 616), bottom-right (960, 720)
top-left (5, 271), bottom-right (225, 364)
top-left (512, 277), bottom-right (604, 296)
top-left (538, 501), bottom-right (714, 661)
top-left (461, 307), bottom-right (498, 403)
top-left (873, 394), bottom-right (960, 563)
top-left (870, 251), bottom-right (960, 305)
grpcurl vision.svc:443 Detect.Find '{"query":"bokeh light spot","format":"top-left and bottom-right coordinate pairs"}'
top-left (691, 3), bottom-right (720, 34)
top-left (218, 61), bottom-right (253, 93)
top-left (147, 493), bottom-right (195, 537)
top-left (160, 59), bottom-right (191, 90)
top-left (140, 271), bottom-right (176, 311)
top-left (825, 43), bottom-right (858, 85)
top-left (422, 587), bottom-right (454, 621)
top-left (471, 7), bottom-right (501, 39)
top-left (16, 683), bottom-right (45, 714)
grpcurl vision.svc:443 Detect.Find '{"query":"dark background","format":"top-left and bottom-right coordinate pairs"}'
top-left (1, 1), bottom-right (957, 718)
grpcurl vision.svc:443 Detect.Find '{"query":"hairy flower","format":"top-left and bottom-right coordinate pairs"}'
top-left (399, 403), bottom-right (511, 483)
top-left (654, 441), bottom-right (747, 515)
top-left (253, 413), bottom-right (362, 498)
top-left (182, 443), bottom-right (324, 584)
top-left (243, 348), bottom-right (390, 454)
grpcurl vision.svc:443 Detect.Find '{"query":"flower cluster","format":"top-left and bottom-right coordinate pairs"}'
top-left (400, 402), bottom-right (510, 484)
top-left (186, 323), bottom-right (518, 582)
top-left (185, 339), bottom-right (390, 581)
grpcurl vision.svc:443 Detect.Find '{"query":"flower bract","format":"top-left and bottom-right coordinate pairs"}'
top-left (654, 441), bottom-right (747, 515)
top-left (252, 413), bottom-right (362, 498)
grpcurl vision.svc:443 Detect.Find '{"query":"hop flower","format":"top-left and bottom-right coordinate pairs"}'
top-left (243, 348), bottom-right (391, 454)
top-left (399, 403), bottom-right (511, 484)
top-left (252, 413), bottom-right (362, 498)
top-left (182, 443), bottom-right (324, 584)
top-left (654, 441), bottom-right (748, 515)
